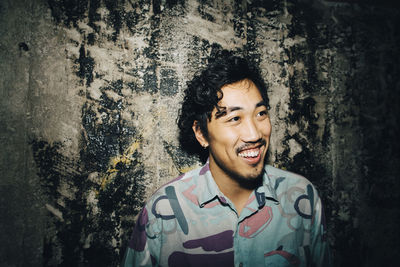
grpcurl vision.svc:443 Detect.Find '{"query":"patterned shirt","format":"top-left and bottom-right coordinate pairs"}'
top-left (122, 162), bottom-right (331, 267)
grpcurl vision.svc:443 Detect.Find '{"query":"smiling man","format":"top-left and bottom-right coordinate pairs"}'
top-left (122, 53), bottom-right (331, 267)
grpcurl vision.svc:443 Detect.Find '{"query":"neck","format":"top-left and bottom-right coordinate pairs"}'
top-left (214, 174), bottom-right (253, 200)
top-left (214, 174), bottom-right (252, 216)
top-left (208, 158), bottom-right (262, 215)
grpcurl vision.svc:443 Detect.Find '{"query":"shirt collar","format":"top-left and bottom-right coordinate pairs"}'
top-left (256, 168), bottom-right (280, 206)
top-left (196, 161), bottom-right (225, 207)
top-left (197, 161), bottom-right (280, 208)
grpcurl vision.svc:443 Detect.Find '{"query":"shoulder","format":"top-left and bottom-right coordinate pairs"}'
top-left (160, 164), bottom-right (206, 192)
top-left (264, 164), bottom-right (317, 193)
top-left (143, 164), bottom-right (206, 208)
top-left (265, 164), bottom-right (311, 183)
top-left (264, 165), bottom-right (324, 220)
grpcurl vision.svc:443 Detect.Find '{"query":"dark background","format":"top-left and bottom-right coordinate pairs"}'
top-left (1, 0), bottom-right (399, 266)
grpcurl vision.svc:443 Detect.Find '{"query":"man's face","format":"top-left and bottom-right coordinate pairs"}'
top-left (199, 79), bottom-right (272, 184)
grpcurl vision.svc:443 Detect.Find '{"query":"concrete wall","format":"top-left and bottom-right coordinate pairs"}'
top-left (1, 0), bottom-right (399, 266)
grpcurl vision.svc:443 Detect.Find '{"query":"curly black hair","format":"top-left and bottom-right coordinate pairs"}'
top-left (177, 51), bottom-right (269, 163)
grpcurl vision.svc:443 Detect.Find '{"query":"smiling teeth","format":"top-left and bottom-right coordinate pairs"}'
top-left (238, 150), bottom-right (259, 158)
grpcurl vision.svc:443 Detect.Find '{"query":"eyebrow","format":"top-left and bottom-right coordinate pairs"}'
top-left (255, 100), bottom-right (267, 108)
top-left (215, 100), bottom-right (267, 119)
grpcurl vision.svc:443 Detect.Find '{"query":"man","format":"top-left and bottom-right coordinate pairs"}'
top-left (122, 52), bottom-right (331, 266)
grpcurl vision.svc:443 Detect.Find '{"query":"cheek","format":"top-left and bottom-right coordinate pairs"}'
top-left (210, 127), bottom-right (240, 148)
top-left (223, 129), bottom-right (240, 140)
top-left (265, 126), bottom-right (272, 137)
top-left (259, 120), bottom-right (272, 136)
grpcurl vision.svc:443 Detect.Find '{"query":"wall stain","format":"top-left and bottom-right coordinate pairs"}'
top-left (18, 42), bottom-right (29, 51)
top-left (88, 0), bottom-right (101, 32)
top-left (76, 44), bottom-right (94, 87)
top-left (160, 68), bottom-right (179, 96)
top-left (198, 0), bottom-right (215, 22)
top-left (163, 140), bottom-right (200, 174)
top-left (31, 139), bottom-right (88, 266)
top-left (47, 0), bottom-right (89, 28)
top-left (31, 135), bottom-right (146, 266)
top-left (285, 0), bottom-right (335, 253)
top-left (103, 0), bottom-right (124, 42)
top-left (99, 140), bottom-right (141, 192)
top-left (47, 0), bottom-right (185, 42)
top-left (29, 67), bottom-right (149, 265)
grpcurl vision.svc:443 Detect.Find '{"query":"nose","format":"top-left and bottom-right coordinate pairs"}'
top-left (241, 118), bottom-right (262, 143)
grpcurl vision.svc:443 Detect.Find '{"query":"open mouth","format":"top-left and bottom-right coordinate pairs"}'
top-left (236, 139), bottom-right (266, 165)
top-left (237, 146), bottom-right (264, 165)
top-left (238, 148), bottom-right (260, 158)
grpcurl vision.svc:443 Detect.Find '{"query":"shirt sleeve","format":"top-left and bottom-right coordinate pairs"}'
top-left (121, 205), bottom-right (162, 267)
top-left (310, 186), bottom-right (332, 267)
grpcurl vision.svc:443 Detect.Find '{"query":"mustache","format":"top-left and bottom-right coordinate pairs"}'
top-left (235, 139), bottom-right (266, 154)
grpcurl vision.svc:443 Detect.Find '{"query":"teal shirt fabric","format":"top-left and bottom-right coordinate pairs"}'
top-left (122, 162), bottom-right (331, 267)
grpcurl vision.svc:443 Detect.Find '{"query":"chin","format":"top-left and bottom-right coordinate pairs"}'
top-left (245, 160), bottom-right (265, 177)
top-left (233, 169), bottom-right (264, 190)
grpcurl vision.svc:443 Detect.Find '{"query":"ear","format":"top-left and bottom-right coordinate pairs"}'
top-left (192, 120), bottom-right (209, 148)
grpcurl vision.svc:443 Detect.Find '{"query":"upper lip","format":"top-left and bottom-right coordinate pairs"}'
top-left (236, 142), bottom-right (265, 154)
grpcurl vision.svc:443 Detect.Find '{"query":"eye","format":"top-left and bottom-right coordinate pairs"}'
top-left (257, 110), bottom-right (268, 117)
top-left (228, 116), bottom-right (240, 122)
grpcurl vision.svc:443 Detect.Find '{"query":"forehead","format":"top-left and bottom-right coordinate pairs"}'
top-left (218, 79), bottom-right (263, 106)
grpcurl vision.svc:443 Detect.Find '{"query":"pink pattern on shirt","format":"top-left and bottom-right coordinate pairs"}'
top-left (239, 206), bottom-right (273, 238)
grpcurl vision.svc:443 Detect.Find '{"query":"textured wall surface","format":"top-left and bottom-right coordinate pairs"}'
top-left (1, 0), bottom-right (399, 266)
